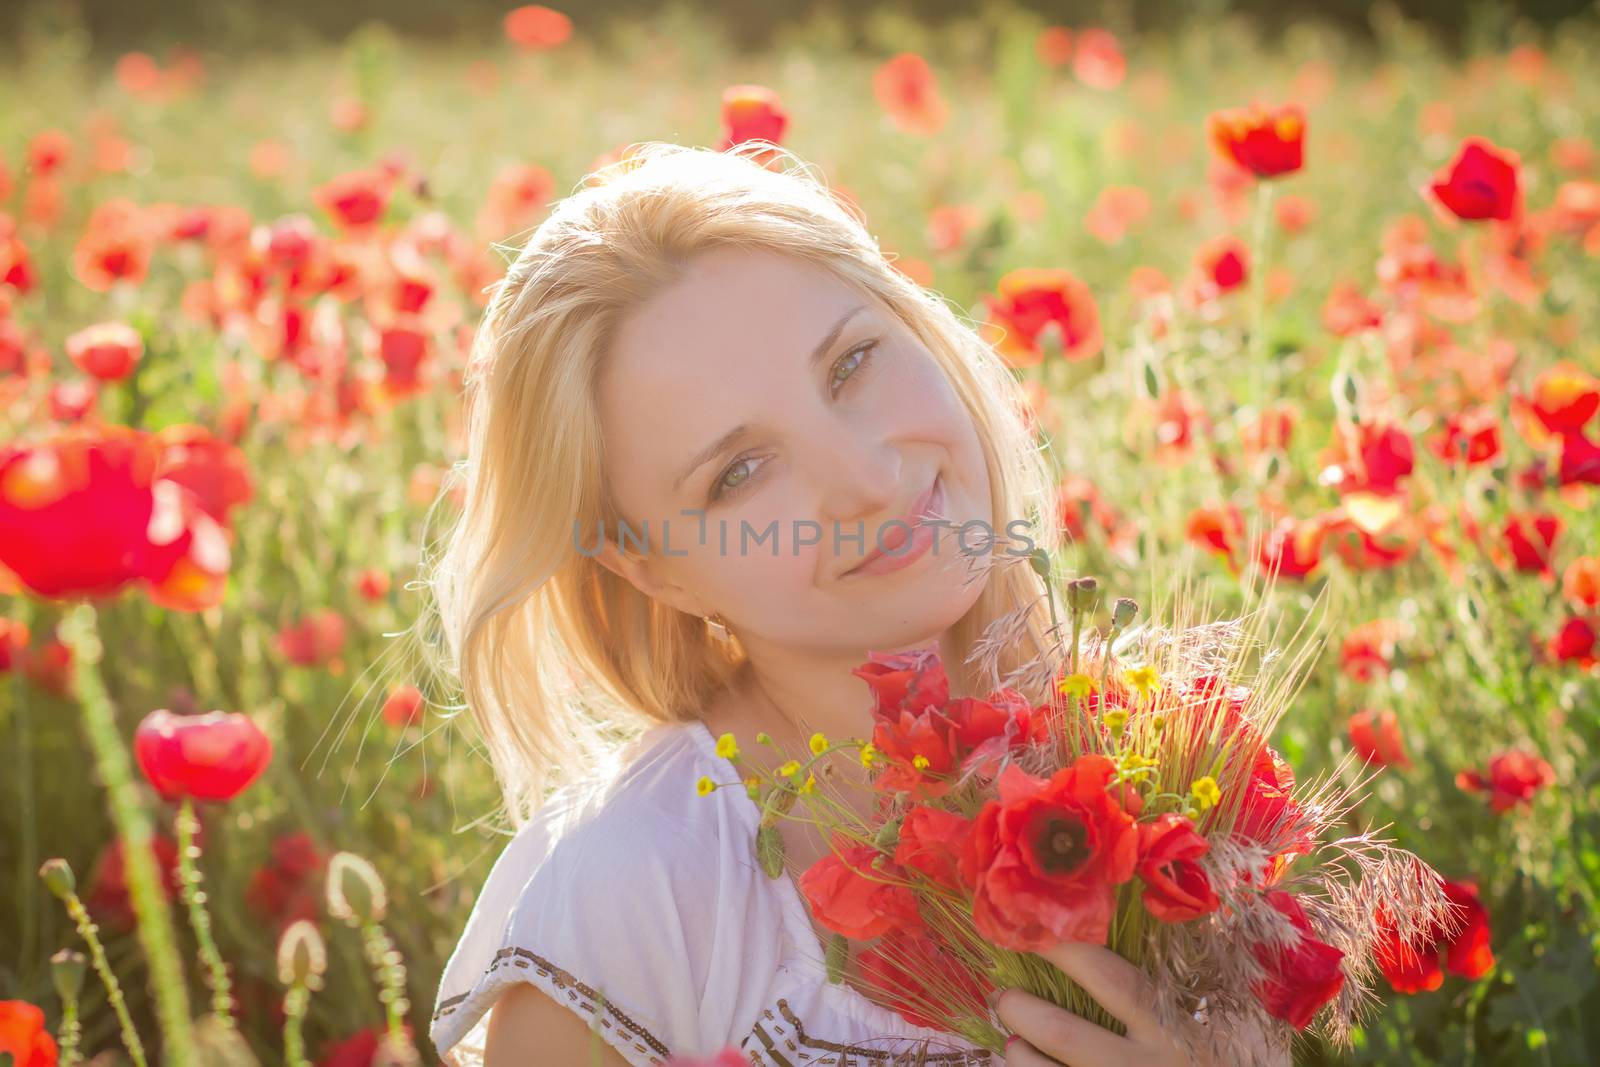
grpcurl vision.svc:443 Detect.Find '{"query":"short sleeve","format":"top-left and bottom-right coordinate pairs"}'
top-left (428, 725), bottom-right (789, 1065)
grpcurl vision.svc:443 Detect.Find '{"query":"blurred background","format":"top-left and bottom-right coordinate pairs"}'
top-left (1, 1), bottom-right (1597, 1065)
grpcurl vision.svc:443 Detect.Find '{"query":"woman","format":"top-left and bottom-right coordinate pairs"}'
top-left (422, 142), bottom-right (1276, 1066)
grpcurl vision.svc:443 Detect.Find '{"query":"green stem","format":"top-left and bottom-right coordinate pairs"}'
top-left (56, 997), bottom-right (82, 1066)
top-left (1248, 181), bottom-right (1277, 410)
top-left (60, 604), bottom-right (198, 1067)
top-left (176, 797), bottom-right (235, 1028)
top-left (282, 984), bottom-right (310, 1067)
top-left (60, 891), bottom-right (148, 1067)
top-left (360, 920), bottom-right (419, 1064)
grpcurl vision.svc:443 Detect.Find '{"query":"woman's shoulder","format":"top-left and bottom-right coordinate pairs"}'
top-left (429, 720), bottom-right (788, 1066)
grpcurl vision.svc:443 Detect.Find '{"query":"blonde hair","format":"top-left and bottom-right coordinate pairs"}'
top-left (415, 141), bottom-right (1062, 827)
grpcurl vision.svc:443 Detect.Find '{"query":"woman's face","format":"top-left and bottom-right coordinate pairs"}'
top-left (595, 246), bottom-right (994, 658)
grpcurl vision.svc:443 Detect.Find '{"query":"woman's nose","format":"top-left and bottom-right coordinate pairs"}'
top-left (812, 436), bottom-right (902, 528)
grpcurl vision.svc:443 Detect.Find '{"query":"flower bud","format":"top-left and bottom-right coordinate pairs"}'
top-left (38, 858), bottom-right (75, 900)
top-left (326, 851), bottom-right (387, 925)
top-left (50, 948), bottom-right (87, 1001)
top-left (276, 920), bottom-right (328, 988)
top-left (1111, 597), bottom-right (1138, 629)
top-left (825, 933), bottom-right (849, 984)
top-left (872, 816), bottom-right (902, 853)
top-left (1066, 576), bottom-right (1099, 613)
top-left (756, 825), bottom-right (785, 880)
top-left (1028, 548), bottom-right (1053, 582)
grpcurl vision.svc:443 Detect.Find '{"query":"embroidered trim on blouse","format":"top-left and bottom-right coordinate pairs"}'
top-left (433, 946), bottom-right (671, 1060)
top-left (741, 998), bottom-right (994, 1065)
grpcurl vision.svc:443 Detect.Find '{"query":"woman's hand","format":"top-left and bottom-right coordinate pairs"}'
top-left (995, 940), bottom-right (1287, 1067)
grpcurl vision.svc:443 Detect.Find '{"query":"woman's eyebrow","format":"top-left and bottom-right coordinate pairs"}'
top-left (670, 303), bottom-right (869, 494)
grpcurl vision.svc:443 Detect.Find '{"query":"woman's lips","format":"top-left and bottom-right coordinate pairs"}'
top-left (842, 474), bottom-right (946, 579)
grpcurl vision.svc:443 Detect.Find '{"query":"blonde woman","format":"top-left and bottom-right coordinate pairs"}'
top-left (422, 142), bottom-right (1272, 1067)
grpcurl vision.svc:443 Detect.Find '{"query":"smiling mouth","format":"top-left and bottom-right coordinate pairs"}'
top-left (843, 474), bottom-right (945, 578)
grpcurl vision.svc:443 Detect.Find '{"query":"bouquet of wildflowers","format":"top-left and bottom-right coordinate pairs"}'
top-left (702, 560), bottom-right (1461, 1065)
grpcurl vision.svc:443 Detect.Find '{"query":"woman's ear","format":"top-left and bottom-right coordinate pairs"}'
top-left (593, 542), bottom-right (707, 619)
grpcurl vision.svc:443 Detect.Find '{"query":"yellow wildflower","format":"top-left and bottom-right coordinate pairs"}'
top-left (912, 754), bottom-right (931, 771)
top-left (1103, 708), bottom-right (1128, 733)
top-left (799, 774), bottom-right (817, 795)
top-left (1058, 673), bottom-right (1094, 698)
top-left (1190, 775), bottom-right (1221, 811)
top-left (1119, 751), bottom-right (1158, 774)
top-left (860, 742), bottom-right (880, 768)
top-left (715, 732), bottom-right (741, 760)
top-left (778, 759), bottom-right (801, 779)
top-left (808, 732), bottom-right (829, 756)
top-left (695, 775), bottom-right (716, 798)
top-left (1124, 665), bottom-right (1162, 701)
top-left (755, 731), bottom-right (774, 746)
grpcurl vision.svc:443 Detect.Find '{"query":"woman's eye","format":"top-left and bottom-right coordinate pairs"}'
top-left (830, 340), bottom-right (880, 394)
top-left (711, 455), bottom-right (762, 502)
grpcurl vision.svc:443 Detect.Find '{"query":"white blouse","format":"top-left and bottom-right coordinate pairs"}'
top-left (428, 719), bottom-right (996, 1066)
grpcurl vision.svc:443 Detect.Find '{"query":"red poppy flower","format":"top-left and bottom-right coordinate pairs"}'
top-left (1558, 430), bottom-right (1600, 486)
top-left (63, 322), bottom-right (142, 381)
top-left (1347, 707), bottom-right (1412, 770)
top-left (1527, 362), bottom-right (1600, 436)
top-left (1374, 876), bottom-right (1494, 993)
top-left (277, 609), bottom-right (348, 668)
top-left (1035, 26), bottom-right (1073, 67)
top-left (856, 930), bottom-right (993, 1031)
top-left (1252, 514), bottom-right (1325, 582)
top-left (245, 830), bottom-right (325, 931)
top-left (873, 54), bottom-right (949, 137)
top-left (893, 805), bottom-right (974, 893)
top-left (1562, 556), bottom-right (1600, 610)
top-left (1321, 281), bottom-right (1384, 336)
top-left (381, 683), bottom-right (425, 728)
top-left (1072, 29), bottom-right (1126, 90)
top-left (716, 85), bottom-right (789, 155)
top-left (1184, 502), bottom-right (1246, 568)
top-left (1340, 618), bottom-right (1401, 682)
top-left (1456, 748), bottom-right (1554, 813)
top-left (797, 841), bottom-right (923, 941)
top-left (1249, 890), bottom-right (1345, 1030)
top-left (0, 427), bottom-right (158, 598)
top-left (502, 5), bottom-right (572, 51)
top-left (314, 169), bottom-right (392, 232)
top-left (1193, 234), bottom-right (1250, 295)
top-left (0, 223), bottom-right (37, 295)
top-left (979, 268), bottom-right (1103, 368)
top-left (1501, 511), bottom-right (1562, 577)
top-left (1429, 407), bottom-right (1503, 467)
top-left (854, 648), bottom-right (949, 715)
top-left (134, 708), bottom-right (273, 803)
top-left (1544, 616), bottom-right (1596, 666)
top-left (1207, 102), bottom-right (1306, 179)
top-left (1135, 813), bottom-right (1219, 923)
top-left (1428, 137), bottom-right (1522, 222)
top-left (72, 199), bottom-right (154, 291)
top-left (960, 756), bottom-right (1140, 950)
top-left (0, 1000), bottom-right (58, 1067)
top-left (153, 424), bottom-right (254, 526)
top-left (316, 1024), bottom-right (414, 1067)
top-left (1318, 420), bottom-right (1415, 497)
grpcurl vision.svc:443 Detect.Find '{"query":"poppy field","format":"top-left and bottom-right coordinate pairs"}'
top-left (1, 4), bottom-right (1598, 1065)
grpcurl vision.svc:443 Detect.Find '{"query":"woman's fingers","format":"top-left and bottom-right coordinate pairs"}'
top-left (1032, 941), bottom-right (1162, 1040)
top-left (1004, 1035), bottom-right (1074, 1067)
top-left (996, 987), bottom-right (1131, 1067)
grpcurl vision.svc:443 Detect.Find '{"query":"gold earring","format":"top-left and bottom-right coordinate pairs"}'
top-left (703, 613), bottom-right (731, 642)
